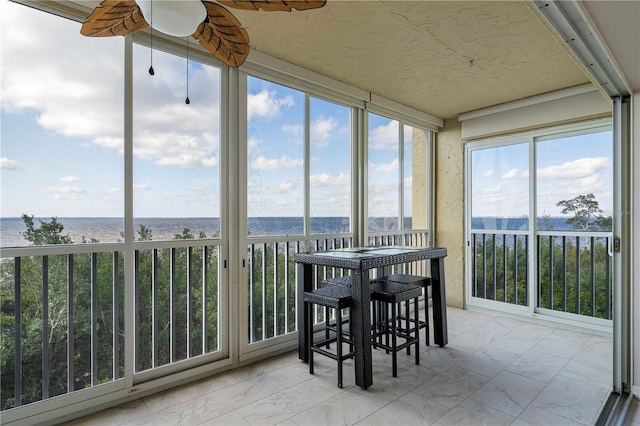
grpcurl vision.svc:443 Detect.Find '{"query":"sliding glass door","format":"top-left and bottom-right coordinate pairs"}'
top-left (466, 121), bottom-right (614, 326)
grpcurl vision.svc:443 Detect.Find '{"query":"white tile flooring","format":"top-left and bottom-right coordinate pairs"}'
top-left (67, 307), bottom-right (631, 426)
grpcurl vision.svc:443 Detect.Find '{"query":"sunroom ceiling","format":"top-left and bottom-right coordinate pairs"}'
top-left (229, 0), bottom-right (591, 119)
top-left (72, 0), bottom-right (636, 120)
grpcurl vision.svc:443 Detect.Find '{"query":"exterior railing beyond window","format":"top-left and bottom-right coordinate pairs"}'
top-left (471, 230), bottom-right (613, 320)
top-left (0, 240), bottom-right (221, 411)
top-left (246, 229), bottom-right (430, 344)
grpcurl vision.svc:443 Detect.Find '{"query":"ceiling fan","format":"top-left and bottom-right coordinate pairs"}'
top-left (80, 0), bottom-right (327, 67)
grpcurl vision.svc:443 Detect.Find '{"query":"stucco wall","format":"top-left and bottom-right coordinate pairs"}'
top-left (435, 118), bottom-right (465, 308)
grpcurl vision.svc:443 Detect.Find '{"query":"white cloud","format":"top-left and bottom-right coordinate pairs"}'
top-left (248, 137), bottom-right (260, 150)
top-left (369, 158), bottom-right (399, 174)
top-left (501, 168), bottom-right (524, 179)
top-left (60, 176), bottom-right (79, 183)
top-left (0, 157), bottom-right (19, 169)
top-left (251, 155), bottom-right (303, 170)
top-left (277, 179), bottom-right (298, 192)
top-left (282, 124), bottom-right (303, 137)
top-left (369, 120), bottom-right (399, 150)
top-left (310, 172), bottom-right (350, 186)
top-left (46, 185), bottom-right (85, 193)
top-left (133, 184), bottom-right (148, 190)
top-left (311, 116), bottom-right (338, 148)
top-left (94, 137), bottom-right (124, 152)
top-left (537, 157), bottom-right (611, 179)
top-left (2, 2), bottom-right (222, 170)
top-left (133, 131), bottom-right (219, 168)
top-left (247, 89), bottom-right (294, 121)
top-left (483, 170), bottom-right (494, 177)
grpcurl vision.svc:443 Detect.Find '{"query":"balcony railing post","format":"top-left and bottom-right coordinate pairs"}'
top-left (549, 235), bottom-right (553, 310)
top-left (42, 255), bottom-right (49, 400)
top-left (67, 254), bottom-right (74, 392)
top-left (113, 252), bottom-right (120, 379)
top-left (482, 233), bottom-right (487, 299)
top-left (562, 236), bottom-right (567, 312)
top-left (14, 257), bottom-right (22, 407)
top-left (89, 253), bottom-right (97, 386)
top-left (537, 235), bottom-right (541, 308)
top-left (261, 242), bottom-right (267, 341)
top-left (502, 234), bottom-right (507, 302)
top-left (187, 246), bottom-right (193, 359)
top-left (152, 248), bottom-right (158, 368)
top-left (590, 237), bottom-right (596, 317)
top-left (513, 235), bottom-right (518, 304)
top-left (575, 237), bottom-right (581, 314)
top-left (170, 247), bottom-right (176, 363)
top-left (606, 236), bottom-right (611, 319)
top-left (202, 245), bottom-right (209, 352)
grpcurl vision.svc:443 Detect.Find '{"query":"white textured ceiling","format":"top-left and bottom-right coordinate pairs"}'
top-left (75, 0), bottom-right (637, 120)
top-left (229, 0), bottom-right (590, 119)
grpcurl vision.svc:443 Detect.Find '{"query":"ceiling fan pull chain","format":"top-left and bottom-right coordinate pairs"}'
top-left (148, 0), bottom-right (154, 76)
top-left (185, 37), bottom-right (190, 105)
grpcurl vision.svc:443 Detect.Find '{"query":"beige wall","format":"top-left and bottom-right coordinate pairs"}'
top-left (412, 128), bottom-right (428, 230)
top-left (434, 118), bottom-right (465, 308)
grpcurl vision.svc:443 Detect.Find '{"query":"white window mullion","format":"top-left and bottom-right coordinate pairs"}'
top-left (223, 65), bottom-right (235, 363)
top-left (123, 34), bottom-right (135, 388)
top-left (236, 70), bottom-right (249, 358)
top-left (399, 123), bottom-right (405, 237)
top-left (360, 111), bottom-right (369, 246)
top-left (528, 136), bottom-right (537, 315)
top-left (304, 93), bottom-right (311, 240)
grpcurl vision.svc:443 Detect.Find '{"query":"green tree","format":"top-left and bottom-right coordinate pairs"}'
top-left (556, 193), bottom-right (611, 231)
top-left (21, 214), bottom-right (72, 245)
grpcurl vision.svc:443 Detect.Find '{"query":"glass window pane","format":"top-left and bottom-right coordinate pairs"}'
top-left (309, 97), bottom-right (351, 234)
top-left (536, 130), bottom-right (613, 231)
top-left (471, 143), bottom-right (529, 231)
top-left (368, 114), bottom-right (400, 232)
top-left (1, 2), bottom-right (123, 247)
top-left (132, 45), bottom-right (221, 241)
top-left (246, 77), bottom-right (304, 236)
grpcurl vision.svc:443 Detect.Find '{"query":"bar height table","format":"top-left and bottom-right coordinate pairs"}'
top-left (295, 246), bottom-right (448, 389)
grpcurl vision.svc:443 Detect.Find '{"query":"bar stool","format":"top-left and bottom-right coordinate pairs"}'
top-left (304, 284), bottom-right (354, 388)
top-left (370, 279), bottom-right (422, 377)
top-left (322, 275), bottom-right (352, 287)
top-left (320, 275), bottom-right (352, 343)
top-left (385, 274), bottom-right (432, 345)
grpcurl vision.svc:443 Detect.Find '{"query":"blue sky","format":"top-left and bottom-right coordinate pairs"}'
top-left (1, 1), bottom-right (613, 222)
top-left (471, 130), bottom-right (613, 218)
top-left (0, 1), bottom-right (370, 219)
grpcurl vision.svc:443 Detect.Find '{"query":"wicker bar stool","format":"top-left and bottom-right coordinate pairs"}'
top-left (304, 284), bottom-right (355, 388)
top-left (370, 279), bottom-right (422, 377)
top-left (322, 275), bottom-right (352, 287)
top-left (320, 275), bottom-right (352, 343)
top-left (385, 274), bottom-right (432, 346)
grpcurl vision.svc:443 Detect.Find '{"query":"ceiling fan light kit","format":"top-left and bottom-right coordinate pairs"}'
top-left (135, 0), bottom-right (207, 37)
top-left (80, 0), bottom-right (327, 67)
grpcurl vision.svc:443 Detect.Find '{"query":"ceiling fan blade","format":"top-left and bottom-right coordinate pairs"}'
top-left (192, 2), bottom-right (250, 67)
top-left (80, 0), bottom-right (149, 37)
top-left (218, 0), bottom-right (326, 12)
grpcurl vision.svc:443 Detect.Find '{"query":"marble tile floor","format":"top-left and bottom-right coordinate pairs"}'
top-left (67, 307), bottom-right (620, 426)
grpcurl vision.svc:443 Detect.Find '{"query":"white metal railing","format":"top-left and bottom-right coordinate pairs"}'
top-left (0, 240), bottom-right (221, 411)
top-left (245, 230), bottom-right (430, 344)
top-left (470, 229), bottom-right (612, 319)
top-left (1, 229), bottom-right (431, 410)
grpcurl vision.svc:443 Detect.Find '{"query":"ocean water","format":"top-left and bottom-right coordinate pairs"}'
top-left (0, 216), bottom-right (578, 248)
top-left (0, 217), bottom-right (352, 247)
